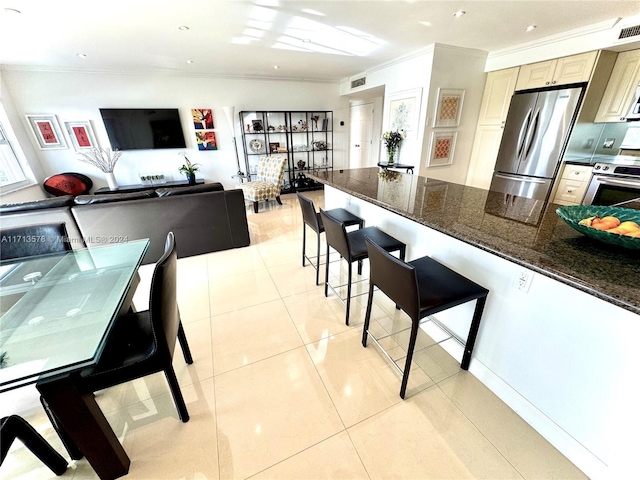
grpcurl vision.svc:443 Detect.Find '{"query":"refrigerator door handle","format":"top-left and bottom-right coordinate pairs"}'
top-left (516, 108), bottom-right (533, 160)
top-left (522, 108), bottom-right (540, 161)
top-left (494, 173), bottom-right (547, 184)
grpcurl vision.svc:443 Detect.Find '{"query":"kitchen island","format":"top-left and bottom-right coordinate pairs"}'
top-left (309, 167), bottom-right (639, 480)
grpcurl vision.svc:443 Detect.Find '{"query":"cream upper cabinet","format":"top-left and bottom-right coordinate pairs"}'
top-left (594, 49), bottom-right (640, 123)
top-left (515, 52), bottom-right (598, 91)
top-left (478, 67), bottom-right (519, 125)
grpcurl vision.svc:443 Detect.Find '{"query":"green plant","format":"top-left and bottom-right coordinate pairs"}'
top-left (178, 152), bottom-right (200, 175)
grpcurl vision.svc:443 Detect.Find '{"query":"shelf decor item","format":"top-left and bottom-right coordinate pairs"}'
top-left (556, 205), bottom-right (640, 250)
top-left (381, 130), bottom-right (406, 165)
top-left (178, 152), bottom-right (200, 185)
top-left (77, 147), bottom-right (123, 190)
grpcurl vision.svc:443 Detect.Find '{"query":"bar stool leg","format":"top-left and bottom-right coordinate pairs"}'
top-left (315, 230), bottom-right (321, 286)
top-left (324, 243), bottom-right (330, 297)
top-left (345, 263), bottom-right (353, 325)
top-left (362, 284), bottom-right (375, 347)
top-left (301, 224), bottom-right (307, 267)
top-left (461, 295), bottom-right (487, 370)
top-left (400, 319), bottom-right (420, 399)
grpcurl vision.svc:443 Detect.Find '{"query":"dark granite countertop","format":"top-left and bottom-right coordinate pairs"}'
top-left (309, 168), bottom-right (640, 315)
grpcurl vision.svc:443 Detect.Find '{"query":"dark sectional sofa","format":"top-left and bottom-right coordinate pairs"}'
top-left (0, 183), bottom-right (250, 264)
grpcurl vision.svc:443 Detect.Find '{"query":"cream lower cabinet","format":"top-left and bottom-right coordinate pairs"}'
top-left (516, 52), bottom-right (598, 91)
top-left (594, 49), bottom-right (640, 123)
top-left (465, 125), bottom-right (504, 189)
top-left (553, 163), bottom-right (592, 205)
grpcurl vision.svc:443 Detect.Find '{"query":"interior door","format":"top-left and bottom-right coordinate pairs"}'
top-left (349, 103), bottom-right (374, 168)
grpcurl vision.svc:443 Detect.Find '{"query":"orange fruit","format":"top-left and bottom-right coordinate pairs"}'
top-left (600, 216), bottom-right (620, 227)
top-left (624, 231), bottom-right (640, 238)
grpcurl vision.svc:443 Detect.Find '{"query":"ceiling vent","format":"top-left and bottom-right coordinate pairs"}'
top-left (619, 25), bottom-right (640, 39)
top-left (351, 77), bottom-right (366, 89)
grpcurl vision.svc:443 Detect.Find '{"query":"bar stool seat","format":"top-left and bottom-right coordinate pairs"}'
top-left (320, 209), bottom-right (405, 325)
top-left (362, 237), bottom-right (489, 399)
top-left (297, 193), bottom-right (364, 285)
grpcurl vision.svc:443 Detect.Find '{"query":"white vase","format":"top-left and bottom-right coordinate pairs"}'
top-left (105, 171), bottom-right (118, 190)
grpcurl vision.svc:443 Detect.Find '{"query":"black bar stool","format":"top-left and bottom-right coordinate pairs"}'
top-left (362, 237), bottom-right (489, 399)
top-left (320, 209), bottom-right (405, 325)
top-left (296, 193), bottom-right (364, 285)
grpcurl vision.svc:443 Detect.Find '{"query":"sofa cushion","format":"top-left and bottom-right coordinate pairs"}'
top-left (73, 190), bottom-right (157, 205)
top-left (155, 182), bottom-right (224, 197)
top-left (0, 195), bottom-right (75, 214)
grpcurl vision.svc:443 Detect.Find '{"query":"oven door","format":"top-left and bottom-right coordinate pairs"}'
top-left (582, 174), bottom-right (640, 206)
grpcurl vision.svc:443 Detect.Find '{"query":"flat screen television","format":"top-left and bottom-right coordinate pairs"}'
top-left (99, 108), bottom-right (187, 150)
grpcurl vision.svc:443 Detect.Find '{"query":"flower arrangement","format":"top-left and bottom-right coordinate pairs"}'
top-left (381, 130), bottom-right (406, 164)
top-left (77, 147), bottom-right (122, 173)
top-left (178, 152), bottom-right (200, 175)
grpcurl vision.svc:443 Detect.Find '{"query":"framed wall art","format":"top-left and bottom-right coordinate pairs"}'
top-left (434, 88), bottom-right (465, 127)
top-left (64, 120), bottom-right (98, 150)
top-left (385, 88), bottom-right (422, 139)
top-left (427, 131), bottom-right (457, 167)
top-left (26, 114), bottom-right (67, 150)
top-left (192, 109), bottom-right (214, 129)
top-left (269, 142), bottom-right (280, 153)
top-left (195, 131), bottom-right (217, 150)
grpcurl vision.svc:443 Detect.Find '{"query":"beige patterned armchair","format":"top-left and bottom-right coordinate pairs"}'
top-left (239, 156), bottom-right (287, 213)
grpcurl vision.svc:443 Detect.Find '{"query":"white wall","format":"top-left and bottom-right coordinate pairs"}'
top-left (0, 70), bottom-right (348, 198)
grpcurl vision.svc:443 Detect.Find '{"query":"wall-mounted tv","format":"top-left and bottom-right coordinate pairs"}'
top-left (99, 108), bottom-right (187, 150)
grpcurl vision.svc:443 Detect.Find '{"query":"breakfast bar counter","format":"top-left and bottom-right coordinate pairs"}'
top-left (309, 167), bottom-right (639, 315)
top-left (309, 167), bottom-right (639, 479)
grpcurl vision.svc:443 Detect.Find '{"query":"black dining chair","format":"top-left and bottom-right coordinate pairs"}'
top-left (75, 231), bottom-right (193, 422)
top-left (320, 209), bottom-right (406, 325)
top-left (362, 237), bottom-right (489, 399)
top-left (1, 415), bottom-right (68, 476)
top-left (296, 193), bottom-right (364, 285)
top-left (0, 223), bottom-right (71, 263)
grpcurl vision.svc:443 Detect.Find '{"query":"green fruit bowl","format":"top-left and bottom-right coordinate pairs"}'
top-left (556, 205), bottom-right (640, 250)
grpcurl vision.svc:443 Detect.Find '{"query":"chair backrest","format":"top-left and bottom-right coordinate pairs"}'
top-left (319, 209), bottom-right (351, 260)
top-left (297, 193), bottom-right (321, 233)
top-left (365, 237), bottom-right (420, 319)
top-left (0, 223), bottom-right (71, 263)
top-left (256, 156), bottom-right (287, 186)
top-left (149, 231), bottom-right (180, 360)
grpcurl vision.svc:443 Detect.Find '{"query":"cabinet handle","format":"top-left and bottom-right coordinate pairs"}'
top-left (574, 171), bottom-right (580, 175)
top-left (567, 189), bottom-right (574, 193)
top-left (545, 81), bottom-right (550, 85)
top-left (620, 117), bottom-right (626, 121)
top-left (551, 80), bottom-right (557, 84)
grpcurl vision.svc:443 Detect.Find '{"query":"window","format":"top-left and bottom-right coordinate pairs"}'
top-left (0, 101), bottom-right (33, 192)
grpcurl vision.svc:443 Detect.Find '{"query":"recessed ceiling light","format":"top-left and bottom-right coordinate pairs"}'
top-left (526, 25), bottom-right (537, 32)
top-left (453, 11), bottom-right (466, 17)
top-left (178, 25), bottom-right (190, 31)
top-left (419, 21), bottom-right (432, 27)
top-left (186, 59), bottom-right (194, 64)
top-left (77, 53), bottom-right (87, 59)
top-left (4, 8), bottom-right (21, 14)
top-left (302, 38), bottom-right (311, 43)
top-left (273, 65), bottom-right (280, 70)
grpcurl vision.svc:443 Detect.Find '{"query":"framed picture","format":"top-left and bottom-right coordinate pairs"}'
top-left (269, 142), bottom-right (280, 153)
top-left (427, 131), bottom-right (457, 167)
top-left (252, 119), bottom-right (264, 132)
top-left (25, 114), bottom-right (67, 149)
top-left (64, 120), bottom-right (97, 150)
top-left (434, 88), bottom-right (465, 127)
top-left (192, 109), bottom-right (214, 129)
top-left (385, 88), bottom-right (422, 139)
top-left (195, 131), bottom-right (217, 150)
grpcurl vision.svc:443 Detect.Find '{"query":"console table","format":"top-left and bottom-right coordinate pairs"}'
top-left (377, 162), bottom-right (414, 174)
top-left (95, 179), bottom-right (204, 194)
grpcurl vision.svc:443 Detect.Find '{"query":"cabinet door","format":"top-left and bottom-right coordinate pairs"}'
top-left (478, 67), bottom-right (520, 125)
top-left (554, 51), bottom-right (597, 86)
top-left (553, 178), bottom-right (589, 205)
top-left (595, 50), bottom-right (640, 123)
top-left (516, 60), bottom-right (556, 91)
top-left (465, 125), bottom-right (504, 189)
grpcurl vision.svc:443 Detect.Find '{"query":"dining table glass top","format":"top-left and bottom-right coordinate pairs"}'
top-left (0, 239), bottom-right (149, 391)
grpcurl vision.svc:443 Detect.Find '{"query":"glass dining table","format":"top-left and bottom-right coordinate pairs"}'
top-left (0, 239), bottom-right (149, 480)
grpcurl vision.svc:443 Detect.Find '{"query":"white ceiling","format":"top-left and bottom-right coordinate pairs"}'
top-left (1, 1), bottom-right (639, 82)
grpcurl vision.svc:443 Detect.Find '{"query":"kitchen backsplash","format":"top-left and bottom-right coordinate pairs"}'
top-left (564, 122), bottom-right (632, 163)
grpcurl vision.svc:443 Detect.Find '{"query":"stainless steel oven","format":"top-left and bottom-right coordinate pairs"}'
top-left (582, 162), bottom-right (640, 206)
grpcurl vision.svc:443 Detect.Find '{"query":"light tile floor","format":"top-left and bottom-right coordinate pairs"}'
top-left (0, 190), bottom-right (587, 480)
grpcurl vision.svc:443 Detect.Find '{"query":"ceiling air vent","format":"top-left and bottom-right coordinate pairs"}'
top-left (351, 77), bottom-right (366, 89)
top-left (619, 25), bottom-right (640, 39)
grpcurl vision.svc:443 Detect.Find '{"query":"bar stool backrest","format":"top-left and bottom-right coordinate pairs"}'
top-left (297, 193), bottom-right (321, 234)
top-left (319, 209), bottom-right (350, 259)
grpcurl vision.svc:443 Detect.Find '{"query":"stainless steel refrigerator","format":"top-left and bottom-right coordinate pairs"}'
top-left (489, 86), bottom-right (584, 200)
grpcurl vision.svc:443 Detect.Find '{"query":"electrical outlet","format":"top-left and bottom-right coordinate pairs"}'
top-left (513, 269), bottom-right (534, 292)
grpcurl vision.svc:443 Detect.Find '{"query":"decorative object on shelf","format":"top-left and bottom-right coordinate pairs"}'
top-left (250, 138), bottom-right (264, 153)
top-left (195, 131), bottom-right (217, 150)
top-left (311, 140), bottom-right (328, 151)
top-left (381, 130), bottom-right (406, 165)
top-left (25, 114), bottom-right (67, 150)
top-left (427, 130), bottom-right (457, 167)
top-left (298, 120), bottom-right (308, 131)
top-left (43, 172), bottom-right (93, 196)
top-left (312, 115), bottom-right (320, 130)
top-left (434, 88), bottom-right (465, 127)
top-left (77, 147), bottom-right (123, 190)
top-left (191, 108), bottom-right (214, 129)
top-left (556, 205), bottom-right (640, 250)
top-left (252, 119), bottom-right (263, 132)
top-left (386, 88), bottom-right (422, 139)
top-left (267, 125), bottom-right (276, 132)
top-left (139, 173), bottom-right (166, 185)
top-left (276, 146), bottom-right (287, 153)
top-left (178, 152), bottom-right (200, 185)
top-left (269, 142), bottom-right (280, 153)
top-left (291, 125), bottom-right (298, 132)
top-left (277, 124), bottom-right (287, 132)
top-left (64, 120), bottom-right (98, 151)
top-left (297, 160), bottom-right (306, 169)
top-left (294, 144), bottom-right (309, 152)
top-left (246, 124), bottom-right (251, 133)
top-left (294, 172), bottom-right (311, 189)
